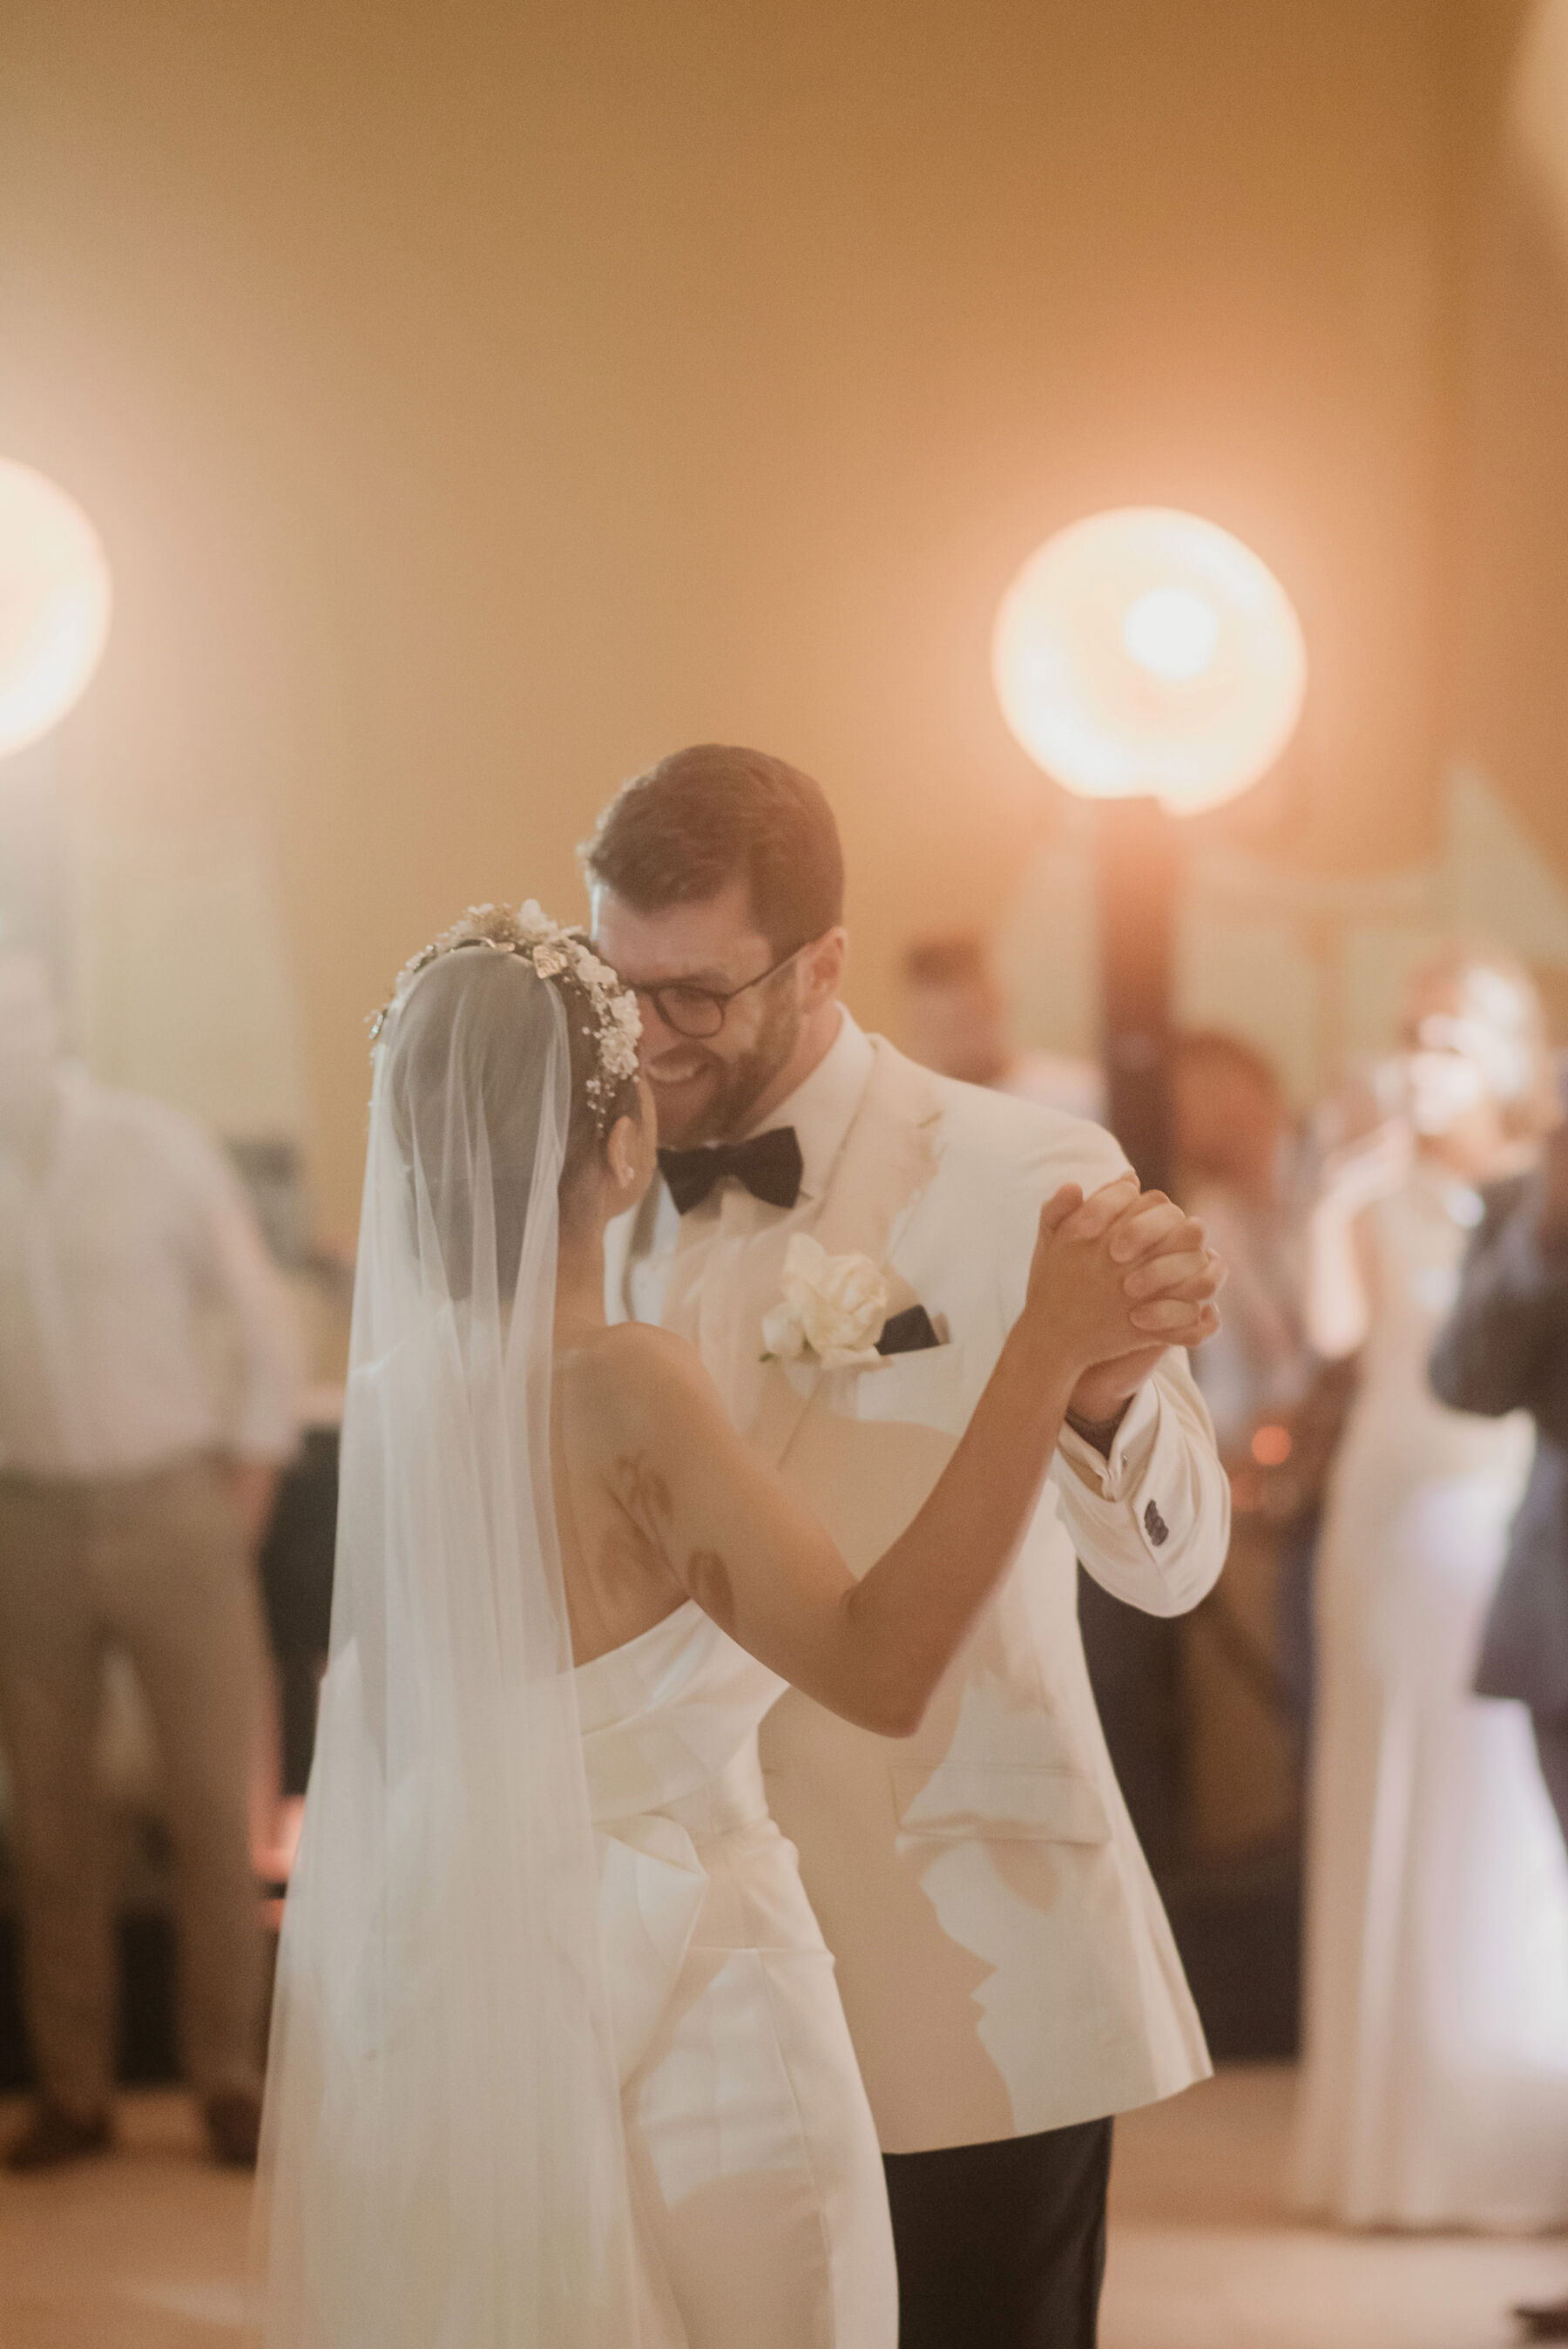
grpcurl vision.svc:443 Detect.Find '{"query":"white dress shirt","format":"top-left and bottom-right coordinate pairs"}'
top-left (0, 1066), bottom-right (303, 1479)
top-left (625, 1008), bottom-right (1157, 1505)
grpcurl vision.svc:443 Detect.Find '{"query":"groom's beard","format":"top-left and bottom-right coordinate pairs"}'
top-left (646, 986), bottom-right (801, 1148)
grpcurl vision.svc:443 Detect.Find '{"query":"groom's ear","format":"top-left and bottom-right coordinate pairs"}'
top-left (799, 926), bottom-right (848, 1008)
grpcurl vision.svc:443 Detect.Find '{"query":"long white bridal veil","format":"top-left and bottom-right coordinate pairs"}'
top-left (254, 934), bottom-right (642, 2347)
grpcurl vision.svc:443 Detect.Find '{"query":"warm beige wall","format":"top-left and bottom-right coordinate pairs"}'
top-left (1460, 0), bottom-right (1568, 933)
top-left (0, 2), bottom-right (1513, 1229)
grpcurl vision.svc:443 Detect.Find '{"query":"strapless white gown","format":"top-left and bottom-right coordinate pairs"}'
top-left (578, 1599), bottom-right (898, 2347)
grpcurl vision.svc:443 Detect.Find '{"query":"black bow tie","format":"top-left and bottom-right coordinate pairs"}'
top-left (658, 1127), bottom-right (805, 1215)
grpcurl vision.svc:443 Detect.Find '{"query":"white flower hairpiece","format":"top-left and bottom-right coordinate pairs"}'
top-left (369, 900), bottom-right (643, 1127)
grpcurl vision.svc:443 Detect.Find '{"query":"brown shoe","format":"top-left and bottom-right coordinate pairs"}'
top-left (5, 2100), bottom-right (113, 2172)
top-left (204, 2087), bottom-right (262, 2168)
top-left (1516, 2300), bottom-right (1568, 2342)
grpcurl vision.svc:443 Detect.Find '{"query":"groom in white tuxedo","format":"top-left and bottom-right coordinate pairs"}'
top-left (588, 745), bottom-right (1228, 2348)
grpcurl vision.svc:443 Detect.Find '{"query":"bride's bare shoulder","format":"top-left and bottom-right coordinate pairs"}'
top-left (557, 1322), bottom-right (718, 1434)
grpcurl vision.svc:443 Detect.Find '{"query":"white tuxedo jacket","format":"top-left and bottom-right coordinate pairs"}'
top-left (607, 1030), bottom-right (1227, 2153)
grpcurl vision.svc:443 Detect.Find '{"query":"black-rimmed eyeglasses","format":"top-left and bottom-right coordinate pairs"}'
top-left (624, 941), bottom-right (811, 1040)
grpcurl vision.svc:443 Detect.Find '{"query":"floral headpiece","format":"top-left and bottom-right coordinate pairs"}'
top-left (370, 901), bottom-right (643, 1128)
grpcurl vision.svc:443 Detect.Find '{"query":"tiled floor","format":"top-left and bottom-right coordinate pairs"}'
top-left (1103, 2067), bottom-right (1568, 2349)
top-left (0, 2067), bottom-right (1563, 2346)
top-left (0, 2094), bottom-right (249, 2347)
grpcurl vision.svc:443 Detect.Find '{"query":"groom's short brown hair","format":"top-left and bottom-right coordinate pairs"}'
top-left (580, 744), bottom-right (844, 957)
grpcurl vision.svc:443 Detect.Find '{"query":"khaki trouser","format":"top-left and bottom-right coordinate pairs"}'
top-left (0, 1458), bottom-right (268, 2113)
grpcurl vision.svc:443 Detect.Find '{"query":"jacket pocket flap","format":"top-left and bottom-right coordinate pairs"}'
top-left (849, 1344), bottom-right (966, 1431)
top-left (890, 1763), bottom-right (1112, 1845)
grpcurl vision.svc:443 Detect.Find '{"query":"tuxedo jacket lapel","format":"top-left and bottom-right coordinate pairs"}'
top-left (745, 1041), bottom-right (944, 1470)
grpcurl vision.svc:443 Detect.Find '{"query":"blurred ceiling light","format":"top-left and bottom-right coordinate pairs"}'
top-left (1122, 585), bottom-right (1220, 681)
top-left (992, 506), bottom-right (1306, 815)
top-left (0, 460), bottom-right (112, 761)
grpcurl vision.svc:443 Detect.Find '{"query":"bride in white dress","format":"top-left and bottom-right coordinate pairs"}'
top-left (1294, 944), bottom-right (1568, 2230)
top-left (253, 903), bottom-right (1220, 2346)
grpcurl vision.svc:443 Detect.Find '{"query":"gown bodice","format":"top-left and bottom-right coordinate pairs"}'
top-left (576, 1599), bottom-right (786, 1831)
top-left (574, 1603), bottom-right (789, 2085)
top-left (1338, 1167), bottom-right (1534, 1489)
top-left (1321, 1167), bottom-right (1534, 1648)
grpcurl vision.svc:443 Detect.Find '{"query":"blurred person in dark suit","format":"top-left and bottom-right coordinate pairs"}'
top-left (0, 946), bottom-right (302, 2170)
top-left (1170, 1032), bottom-right (1318, 1859)
top-left (1430, 1087), bottom-right (1568, 2342)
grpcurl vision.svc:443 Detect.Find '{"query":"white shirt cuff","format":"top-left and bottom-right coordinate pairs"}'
top-left (1056, 1380), bottom-right (1159, 1501)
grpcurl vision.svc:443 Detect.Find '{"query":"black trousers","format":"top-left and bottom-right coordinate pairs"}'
top-left (882, 2115), bottom-right (1113, 2349)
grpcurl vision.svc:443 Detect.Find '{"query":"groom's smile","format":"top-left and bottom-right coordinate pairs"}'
top-left (645, 1043), bottom-right (727, 1126)
top-left (589, 877), bottom-right (846, 1151)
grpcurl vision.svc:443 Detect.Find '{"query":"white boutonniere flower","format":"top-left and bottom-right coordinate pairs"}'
top-left (761, 1235), bottom-right (890, 1371)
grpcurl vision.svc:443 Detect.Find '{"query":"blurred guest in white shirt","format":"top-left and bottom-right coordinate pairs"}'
top-left (0, 945), bottom-right (302, 2170)
top-left (900, 932), bottom-right (1105, 1122)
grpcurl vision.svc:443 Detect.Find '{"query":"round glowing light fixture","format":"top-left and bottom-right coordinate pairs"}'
top-left (993, 507), bottom-right (1306, 815)
top-left (0, 460), bottom-right (112, 760)
top-left (1121, 585), bottom-right (1220, 681)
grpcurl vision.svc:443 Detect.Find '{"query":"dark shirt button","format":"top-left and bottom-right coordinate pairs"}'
top-left (1144, 1498), bottom-right (1170, 1548)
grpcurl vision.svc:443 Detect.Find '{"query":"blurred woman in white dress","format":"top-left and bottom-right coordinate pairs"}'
top-left (1294, 944), bottom-right (1568, 2230)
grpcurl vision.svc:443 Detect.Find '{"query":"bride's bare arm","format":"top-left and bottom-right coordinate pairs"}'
top-left (595, 1190), bottom-right (1215, 1736)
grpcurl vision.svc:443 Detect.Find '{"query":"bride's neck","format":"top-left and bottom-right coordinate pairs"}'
top-left (554, 1202), bottom-right (610, 1347)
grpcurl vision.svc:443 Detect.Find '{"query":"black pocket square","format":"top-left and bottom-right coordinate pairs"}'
top-left (876, 1305), bottom-right (943, 1357)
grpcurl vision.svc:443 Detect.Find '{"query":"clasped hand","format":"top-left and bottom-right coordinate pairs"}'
top-left (1028, 1174), bottom-right (1225, 1425)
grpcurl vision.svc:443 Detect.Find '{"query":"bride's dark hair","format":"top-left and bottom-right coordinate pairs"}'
top-left (384, 943), bottom-right (640, 1298)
